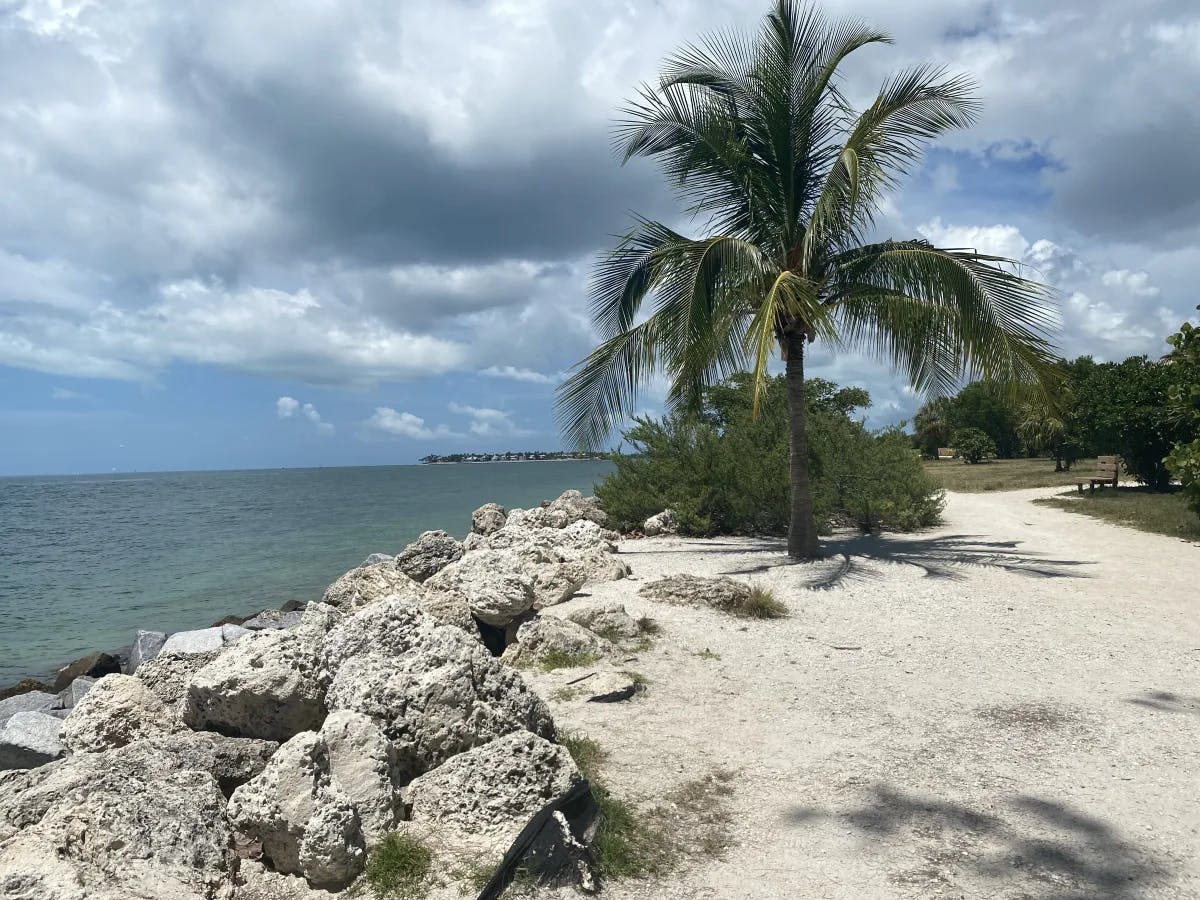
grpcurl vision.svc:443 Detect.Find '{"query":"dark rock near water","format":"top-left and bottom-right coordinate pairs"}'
top-left (51, 651), bottom-right (121, 692)
top-left (278, 599), bottom-right (307, 613)
top-left (0, 678), bottom-right (53, 702)
top-left (211, 613), bottom-right (248, 627)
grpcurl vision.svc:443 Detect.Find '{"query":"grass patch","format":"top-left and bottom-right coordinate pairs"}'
top-left (1036, 487), bottom-right (1200, 542)
top-left (537, 649), bottom-right (600, 672)
top-left (922, 456), bottom-right (1101, 493)
top-left (736, 585), bottom-right (787, 619)
top-left (365, 832), bottom-right (432, 899)
top-left (560, 733), bottom-right (735, 881)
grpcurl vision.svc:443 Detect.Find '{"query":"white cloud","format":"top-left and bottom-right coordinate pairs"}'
top-left (364, 407), bottom-right (459, 440)
top-left (1100, 269), bottom-right (1160, 298)
top-left (50, 386), bottom-right (89, 400)
top-left (479, 365), bottom-right (564, 385)
top-left (301, 402), bottom-right (335, 436)
top-left (918, 217), bottom-right (1030, 261)
top-left (448, 402), bottom-right (531, 437)
top-left (276, 396), bottom-right (299, 418)
top-left (278, 396), bottom-right (333, 435)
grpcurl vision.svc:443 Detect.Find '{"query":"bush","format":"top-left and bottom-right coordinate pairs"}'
top-left (952, 427), bottom-right (997, 464)
top-left (596, 374), bottom-right (943, 536)
top-left (1165, 306), bottom-right (1200, 515)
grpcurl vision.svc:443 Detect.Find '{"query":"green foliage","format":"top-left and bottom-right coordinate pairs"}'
top-left (913, 396), bottom-right (953, 458)
top-left (946, 381), bottom-right (1022, 458)
top-left (596, 374), bottom-right (943, 536)
top-left (952, 427), bottom-right (997, 464)
top-left (365, 833), bottom-right (433, 900)
top-left (1069, 355), bottom-right (1189, 489)
top-left (1165, 306), bottom-right (1200, 515)
top-left (536, 650), bottom-right (600, 672)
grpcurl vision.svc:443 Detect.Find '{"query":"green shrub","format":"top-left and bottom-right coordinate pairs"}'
top-left (365, 832), bottom-right (432, 899)
top-left (596, 374), bottom-right (943, 536)
top-left (952, 427), bottom-right (997, 464)
top-left (1165, 306), bottom-right (1200, 516)
top-left (738, 586), bottom-right (788, 619)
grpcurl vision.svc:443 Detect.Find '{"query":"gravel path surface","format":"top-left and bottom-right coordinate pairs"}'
top-left (545, 488), bottom-right (1200, 899)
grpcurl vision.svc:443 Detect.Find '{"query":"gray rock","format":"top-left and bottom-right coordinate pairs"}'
top-left (477, 518), bottom-right (629, 586)
top-left (135, 648), bottom-right (220, 713)
top-left (361, 552), bottom-right (394, 566)
top-left (321, 596), bottom-right (555, 782)
top-left (566, 602), bottom-right (643, 642)
top-left (160, 623), bottom-right (249, 656)
top-left (243, 609), bottom-right (304, 631)
top-left (127, 629), bottom-right (167, 672)
top-left (61, 674), bottom-right (178, 753)
top-left (643, 508), bottom-right (678, 536)
top-left (471, 501), bottom-right (508, 535)
top-left (0, 738), bottom-right (235, 897)
top-left (56, 676), bottom-right (96, 710)
top-left (115, 731), bottom-right (279, 796)
top-left (395, 529), bottom-right (465, 583)
top-left (426, 548), bottom-right (583, 626)
top-left (506, 490), bottom-right (607, 530)
top-left (584, 670), bottom-right (641, 703)
top-left (0, 691), bottom-right (57, 729)
top-left (185, 628), bottom-right (325, 742)
top-left (502, 616), bottom-right (613, 668)
top-left (0, 711), bottom-right (65, 770)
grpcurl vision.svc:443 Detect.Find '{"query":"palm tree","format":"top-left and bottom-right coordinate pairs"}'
top-left (557, 0), bottom-right (1059, 558)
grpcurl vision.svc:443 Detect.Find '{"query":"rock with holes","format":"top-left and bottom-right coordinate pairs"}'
top-left (643, 509), bottom-right (677, 536)
top-left (395, 530), bottom-right (464, 583)
top-left (0, 740), bottom-right (235, 898)
top-left (0, 712), bottom-right (65, 770)
top-left (184, 628), bottom-right (325, 743)
top-left (321, 561), bottom-right (423, 613)
top-left (318, 710), bottom-right (398, 843)
top-left (61, 674), bottom-right (178, 753)
top-left (471, 502), bottom-right (508, 535)
top-left (406, 730), bottom-right (593, 872)
top-left (135, 648), bottom-right (220, 717)
top-left (639, 574), bottom-right (752, 611)
top-left (424, 550), bottom-right (537, 626)
top-left (321, 597), bottom-right (554, 781)
top-left (566, 603), bottom-right (643, 642)
top-left (477, 519), bottom-right (628, 586)
top-left (506, 491), bottom-right (607, 530)
top-left (226, 730), bottom-right (367, 890)
top-left (501, 616), bottom-right (613, 668)
top-left (114, 731), bottom-right (278, 796)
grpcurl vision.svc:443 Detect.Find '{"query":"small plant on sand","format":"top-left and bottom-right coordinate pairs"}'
top-left (560, 732), bottom-right (607, 776)
top-left (365, 832), bottom-right (432, 899)
top-left (538, 649), bottom-right (600, 672)
top-left (693, 647), bottom-right (721, 660)
top-left (736, 585), bottom-right (788, 619)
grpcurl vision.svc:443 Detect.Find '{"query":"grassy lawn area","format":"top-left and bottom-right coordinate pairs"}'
top-left (1036, 487), bottom-right (1200, 543)
top-left (922, 457), bottom-right (1100, 492)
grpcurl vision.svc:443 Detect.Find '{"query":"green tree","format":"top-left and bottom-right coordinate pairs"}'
top-left (951, 427), bottom-right (997, 464)
top-left (1164, 306), bottom-right (1200, 514)
top-left (557, 1), bottom-right (1058, 558)
top-left (913, 397), bottom-right (954, 458)
top-left (946, 381), bottom-right (1022, 458)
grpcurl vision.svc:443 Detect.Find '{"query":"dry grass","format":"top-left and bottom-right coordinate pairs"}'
top-left (923, 457), bottom-right (1100, 492)
top-left (736, 585), bottom-right (788, 619)
top-left (1036, 487), bottom-right (1200, 542)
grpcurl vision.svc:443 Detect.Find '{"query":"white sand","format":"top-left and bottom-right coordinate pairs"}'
top-left (544, 488), bottom-right (1200, 899)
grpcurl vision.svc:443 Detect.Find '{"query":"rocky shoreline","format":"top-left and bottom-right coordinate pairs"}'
top-left (0, 490), bottom-right (665, 899)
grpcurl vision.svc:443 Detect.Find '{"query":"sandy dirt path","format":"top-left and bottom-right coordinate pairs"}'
top-left (543, 488), bottom-right (1200, 900)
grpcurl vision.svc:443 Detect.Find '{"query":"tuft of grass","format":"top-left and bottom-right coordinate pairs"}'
top-left (636, 616), bottom-right (661, 635)
top-left (537, 649), bottom-right (600, 672)
top-left (923, 456), bottom-right (1100, 493)
top-left (550, 685), bottom-right (583, 702)
top-left (693, 647), bottom-right (721, 660)
top-left (560, 732), bottom-right (607, 779)
top-left (1036, 487), bottom-right (1200, 542)
top-left (592, 624), bottom-right (629, 643)
top-left (365, 832), bottom-right (432, 899)
top-left (736, 585), bottom-right (788, 619)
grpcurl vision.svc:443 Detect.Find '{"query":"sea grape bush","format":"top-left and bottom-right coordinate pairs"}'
top-left (951, 428), bottom-right (997, 464)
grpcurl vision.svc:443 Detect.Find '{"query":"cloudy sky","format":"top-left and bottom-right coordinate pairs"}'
top-left (1, 0), bottom-right (1197, 475)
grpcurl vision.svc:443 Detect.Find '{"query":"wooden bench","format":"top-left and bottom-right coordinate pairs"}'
top-left (1078, 455), bottom-right (1119, 492)
top-left (937, 447), bottom-right (956, 460)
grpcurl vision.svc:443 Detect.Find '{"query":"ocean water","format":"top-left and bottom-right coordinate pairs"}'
top-left (0, 461), bottom-right (614, 685)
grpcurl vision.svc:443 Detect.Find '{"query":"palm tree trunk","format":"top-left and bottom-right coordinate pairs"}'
top-left (784, 331), bottom-right (821, 559)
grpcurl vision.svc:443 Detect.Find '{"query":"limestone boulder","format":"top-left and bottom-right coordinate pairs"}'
top-left (480, 519), bottom-right (628, 587)
top-left (135, 648), bottom-right (220, 715)
top-left (406, 730), bottom-right (591, 872)
top-left (115, 731), bottom-right (278, 796)
top-left (643, 509), bottom-right (677, 536)
top-left (226, 731), bottom-right (366, 890)
top-left (61, 674), bottom-right (178, 753)
top-left (425, 550), bottom-right (534, 626)
top-left (242, 609), bottom-right (304, 631)
top-left (395, 530), bottom-right (464, 583)
top-left (318, 710), bottom-right (398, 843)
top-left (502, 616), bottom-right (613, 668)
top-left (0, 712), bottom-right (64, 770)
top-left (185, 628), bottom-right (325, 743)
top-left (0, 740), bottom-right (235, 898)
top-left (320, 562), bottom-right (424, 613)
top-left (507, 490), bottom-right (607, 530)
top-left (566, 603), bottom-right (643, 642)
top-left (321, 597), bottom-right (554, 781)
top-left (639, 574), bottom-right (752, 611)
top-left (127, 629), bottom-right (167, 672)
top-left (471, 501), bottom-right (508, 535)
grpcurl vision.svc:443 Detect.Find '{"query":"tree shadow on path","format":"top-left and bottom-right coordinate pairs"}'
top-left (785, 784), bottom-right (1173, 899)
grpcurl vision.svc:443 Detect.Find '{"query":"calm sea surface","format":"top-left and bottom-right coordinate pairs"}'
top-left (0, 461), bottom-right (613, 685)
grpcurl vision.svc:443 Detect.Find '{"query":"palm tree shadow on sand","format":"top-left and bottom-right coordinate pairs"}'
top-left (715, 531), bottom-right (1093, 587)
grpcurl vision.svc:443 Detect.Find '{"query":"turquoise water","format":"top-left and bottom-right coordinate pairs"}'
top-left (0, 461), bottom-right (613, 685)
